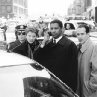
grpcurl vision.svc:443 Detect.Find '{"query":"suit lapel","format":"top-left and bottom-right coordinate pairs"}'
top-left (58, 35), bottom-right (71, 47)
top-left (80, 38), bottom-right (92, 53)
top-left (48, 39), bottom-right (56, 48)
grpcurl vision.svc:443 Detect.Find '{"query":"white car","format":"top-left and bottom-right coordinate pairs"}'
top-left (64, 21), bottom-right (78, 37)
top-left (0, 50), bottom-right (79, 97)
top-left (64, 20), bottom-right (96, 37)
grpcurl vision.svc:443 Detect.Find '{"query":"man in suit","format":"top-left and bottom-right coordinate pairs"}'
top-left (76, 24), bottom-right (97, 97)
top-left (33, 19), bottom-right (78, 92)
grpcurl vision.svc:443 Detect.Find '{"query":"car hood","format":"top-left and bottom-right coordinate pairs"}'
top-left (0, 50), bottom-right (33, 67)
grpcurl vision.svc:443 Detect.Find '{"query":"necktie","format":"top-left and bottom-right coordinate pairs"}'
top-left (77, 43), bottom-right (82, 52)
top-left (53, 39), bottom-right (56, 44)
top-left (79, 43), bottom-right (82, 49)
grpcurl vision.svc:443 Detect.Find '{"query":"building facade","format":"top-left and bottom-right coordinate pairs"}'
top-left (67, 0), bottom-right (86, 15)
top-left (86, 0), bottom-right (97, 21)
top-left (72, 0), bottom-right (97, 22)
top-left (0, 0), bottom-right (28, 18)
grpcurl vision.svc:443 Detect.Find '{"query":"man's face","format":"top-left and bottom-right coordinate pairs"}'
top-left (26, 31), bottom-right (37, 44)
top-left (17, 31), bottom-right (26, 43)
top-left (76, 27), bottom-right (87, 43)
top-left (66, 24), bottom-right (71, 29)
top-left (50, 23), bottom-right (62, 39)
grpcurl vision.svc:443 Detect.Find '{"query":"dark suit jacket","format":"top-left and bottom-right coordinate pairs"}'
top-left (12, 40), bottom-right (39, 59)
top-left (33, 35), bottom-right (78, 92)
top-left (8, 40), bottom-right (21, 51)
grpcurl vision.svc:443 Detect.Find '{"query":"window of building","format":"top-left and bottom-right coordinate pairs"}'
top-left (19, 0), bottom-right (23, 5)
top-left (6, 5), bottom-right (12, 13)
top-left (13, 0), bottom-right (18, 3)
top-left (87, 0), bottom-right (92, 7)
top-left (1, 6), bottom-right (6, 14)
top-left (13, 6), bottom-right (18, 13)
top-left (6, 0), bottom-right (11, 3)
top-left (1, 0), bottom-right (6, 3)
top-left (24, 0), bottom-right (27, 8)
top-left (24, 9), bottom-right (27, 14)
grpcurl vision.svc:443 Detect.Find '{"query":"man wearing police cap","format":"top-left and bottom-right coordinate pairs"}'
top-left (11, 27), bottom-right (39, 59)
top-left (8, 25), bottom-right (27, 51)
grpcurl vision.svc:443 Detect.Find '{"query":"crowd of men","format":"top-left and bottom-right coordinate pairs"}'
top-left (1, 18), bottom-right (97, 97)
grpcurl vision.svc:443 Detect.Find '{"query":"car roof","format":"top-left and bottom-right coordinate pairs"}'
top-left (68, 20), bottom-right (95, 26)
top-left (64, 20), bottom-right (78, 28)
top-left (0, 50), bottom-right (34, 67)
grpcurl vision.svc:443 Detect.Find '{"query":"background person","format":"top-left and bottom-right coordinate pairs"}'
top-left (65, 23), bottom-right (71, 30)
top-left (33, 19), bottom-right (78, 92)
top-left (0, 24), bottom-right (7, 41)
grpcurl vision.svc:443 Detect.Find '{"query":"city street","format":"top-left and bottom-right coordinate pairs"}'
top-left (0, 0), bottom-right (97, 96)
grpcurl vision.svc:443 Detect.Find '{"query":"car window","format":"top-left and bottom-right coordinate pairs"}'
top-left (23, 77), bottom-right (74, 97)
top-left (64, 23), bottom-right (75, 30)
top-left (23, 63), bottom-right (77, 97)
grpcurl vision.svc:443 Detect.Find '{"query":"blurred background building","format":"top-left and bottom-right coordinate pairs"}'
top-left (67, 0), bottom-right (97, 22)
top-left (0, 0), bottom-right (28, 19)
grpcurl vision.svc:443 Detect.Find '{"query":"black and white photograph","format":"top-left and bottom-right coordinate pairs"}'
top-left (0, 0), bottom-right (97, 97)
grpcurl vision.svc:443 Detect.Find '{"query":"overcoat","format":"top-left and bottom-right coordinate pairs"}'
top-left (77, 37), bottom-right (97, 97)
top-left (33, 35), bottom-right (78, 92)
top-left (12, 40), bottom-right (39, 59)
top-left (8, 40), bottom-right (21, 51)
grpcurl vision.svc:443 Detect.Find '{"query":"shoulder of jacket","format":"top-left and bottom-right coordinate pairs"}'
top-left (9, 41), bottom-right (16, 45)
top-left (8, 40), bottom-right (21, 48)
top-left (63, 35), bottom-right (74, 45)
top-left (35, 39), bottom-right (40, 44)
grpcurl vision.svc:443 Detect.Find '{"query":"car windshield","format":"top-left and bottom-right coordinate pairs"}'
top-left (64, 23), bottom-right (75, 30)
top-left (23, 63), bottom-right (78, 97)
top-left (23, 77), bottom-right (76, 97)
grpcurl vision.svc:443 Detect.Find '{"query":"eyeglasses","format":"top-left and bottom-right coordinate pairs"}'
top-left (17, 32), bottom-right (26, 35)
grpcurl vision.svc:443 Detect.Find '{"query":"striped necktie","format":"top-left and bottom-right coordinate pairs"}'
top-left (77, 43), bottom-right (82, 52)
top-left (53, 38), bottom-right (56, 44)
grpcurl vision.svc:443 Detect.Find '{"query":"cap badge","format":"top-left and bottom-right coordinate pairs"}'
top-left (20, 25), bottom-right (24, 29)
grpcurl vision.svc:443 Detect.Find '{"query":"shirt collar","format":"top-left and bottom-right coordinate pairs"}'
top-left (80, 36), bottom-right (92, 53)
top-left (54, 36), bottom-right (62, 43)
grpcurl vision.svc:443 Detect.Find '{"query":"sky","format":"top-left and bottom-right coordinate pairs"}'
top-left (28, 0), bottom-right (74, 18)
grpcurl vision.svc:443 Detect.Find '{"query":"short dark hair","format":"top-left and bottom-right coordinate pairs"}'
top-left (78, 24), bottom-right (90, 33)
top-left (50, 19), bottom-right (63, 28)
top-left (25, 27), bottom-right (38, 36)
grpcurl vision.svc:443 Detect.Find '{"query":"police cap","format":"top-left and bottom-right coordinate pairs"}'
top-left (15, 25), bottom-right (27, 32)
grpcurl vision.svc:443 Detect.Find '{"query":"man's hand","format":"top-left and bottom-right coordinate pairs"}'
top-left (40, 32), bottom-right (50, 48)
